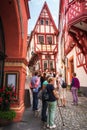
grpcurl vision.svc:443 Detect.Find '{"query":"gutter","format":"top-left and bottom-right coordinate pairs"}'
top-left (17, 0), bottom-right (24, 38)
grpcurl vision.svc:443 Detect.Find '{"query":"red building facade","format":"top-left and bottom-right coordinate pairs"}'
top-left (0, 0), bottom-right (30, 121)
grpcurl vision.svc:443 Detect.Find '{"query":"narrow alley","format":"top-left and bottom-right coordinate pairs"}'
top-left (0, 1), bottom-right (87, 129)
top-left (0, 90), bottom-right (87, 130)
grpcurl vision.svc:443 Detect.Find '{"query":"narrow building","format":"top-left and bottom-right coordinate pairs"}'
top-left (28, 2), bottom-right (58, 73)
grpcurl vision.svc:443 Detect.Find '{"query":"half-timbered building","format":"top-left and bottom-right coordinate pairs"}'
top-left (58, 0), bottom-right (87, 96)
top-left (28, 2), bottom-right (58, 73)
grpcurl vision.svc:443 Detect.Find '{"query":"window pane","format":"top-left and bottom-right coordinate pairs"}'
top-left (49, 61), bottom-right (54, 70)
top-left (38, 35), bottom-right (44, 44)
top-left (43, 60), bottom-right (48, 70)
top-left (40, 19), bottom-right (44, 25)
top-left (47, 36), bottom-right (52, 44)
top-left (46, 20), bottom-right (48, 25)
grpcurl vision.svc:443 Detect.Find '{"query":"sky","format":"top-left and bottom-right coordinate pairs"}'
top-left (28, 0), bottom-right (60, 34)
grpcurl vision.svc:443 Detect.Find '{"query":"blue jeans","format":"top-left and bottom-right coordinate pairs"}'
top-left (47, 101), bottom-right (57, 126)
top-left (41, 100), bottom-right (48, 122)
top-left (32, 92), bottom-right (38, 110)
top-left (71, 87), bottom-right (78, 104)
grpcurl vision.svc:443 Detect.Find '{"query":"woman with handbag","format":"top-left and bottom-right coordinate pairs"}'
top-left (46, 77), bottom-right (59, 129)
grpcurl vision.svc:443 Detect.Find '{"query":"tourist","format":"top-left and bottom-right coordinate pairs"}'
top-left (71, 72), bottom-right (80, 105)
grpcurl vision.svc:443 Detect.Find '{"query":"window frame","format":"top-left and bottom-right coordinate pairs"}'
top-left (49, 60), bottom-right (54, 70)
top-left (46, 35), bottom-right (53, 44)
top-left (45, 19), bottom-right (49, 25)
top-left (4, 71), bottom-right (19, 99)
top-left (38, 35), bottom-right (44, 44)
top-left (43, 60), bottom-right (48, 71)
top-left (40, 19), bottom-right (44, 25)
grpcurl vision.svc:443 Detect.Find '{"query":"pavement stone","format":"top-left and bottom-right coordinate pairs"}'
top-left (0, 90), bottom-right (87, 130)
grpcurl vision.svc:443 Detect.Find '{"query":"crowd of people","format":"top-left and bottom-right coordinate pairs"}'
top-left (29, 69), bottom-right (80, 129)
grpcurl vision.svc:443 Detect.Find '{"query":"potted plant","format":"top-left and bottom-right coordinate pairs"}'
top-left (0, 85), bottom-right (16, 126)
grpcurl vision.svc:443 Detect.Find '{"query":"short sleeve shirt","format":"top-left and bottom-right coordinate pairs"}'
top-left (43, 80), bottom-right (48, 86)
top-left (46, 84), bottom-right (56, 102)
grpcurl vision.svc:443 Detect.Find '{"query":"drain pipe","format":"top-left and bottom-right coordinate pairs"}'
top-left (17, 0), bottom-right (24, 38)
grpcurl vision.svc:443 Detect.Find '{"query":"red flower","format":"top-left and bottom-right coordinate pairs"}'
top-left (0, 86), bottom-right (16, 111)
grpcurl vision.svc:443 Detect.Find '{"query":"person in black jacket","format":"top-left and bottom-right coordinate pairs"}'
top-left (46, 77), bottom-right (58, 129)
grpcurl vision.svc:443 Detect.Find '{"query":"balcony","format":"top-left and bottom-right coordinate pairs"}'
top-left (68, 0), bottom-right (87, 31)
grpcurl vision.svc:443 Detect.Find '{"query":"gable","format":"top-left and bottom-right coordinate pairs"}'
top-left (33, 2), bottom-right (58, 34)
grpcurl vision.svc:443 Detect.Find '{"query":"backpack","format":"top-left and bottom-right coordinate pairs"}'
top-left (38, 90), bottom-right (42, 100)
top-left (61, 81), bottom-right (67, 88)
top-left (42, 88), bottom-right (49, 101)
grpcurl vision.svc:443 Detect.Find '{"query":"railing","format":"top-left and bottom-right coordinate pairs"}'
top-left (68, 0), bottom-right (87, 25)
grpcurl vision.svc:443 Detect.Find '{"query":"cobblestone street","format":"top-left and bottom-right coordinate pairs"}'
top-left (0, 90), bottom-right (87, 130)
top-left (54, 91), bottom-right (87, 130)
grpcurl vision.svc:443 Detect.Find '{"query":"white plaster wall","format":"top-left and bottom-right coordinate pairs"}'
top-left (41, 26), bottom-right (44, 32)
top-left (67, 47), bottom-right (87, 87)
top-left (51, 26), bottom-right (54, 33)
top-left (56, 31), bottom-right (63, 73)
top-left (46, 26), bottom-right (49, 33)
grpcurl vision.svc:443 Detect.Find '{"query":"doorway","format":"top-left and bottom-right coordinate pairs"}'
top-left (69, 57), bottom-right (74, 82)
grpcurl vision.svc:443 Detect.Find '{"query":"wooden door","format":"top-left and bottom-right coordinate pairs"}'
top-left (69, 57), bottom-right (74, 83)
